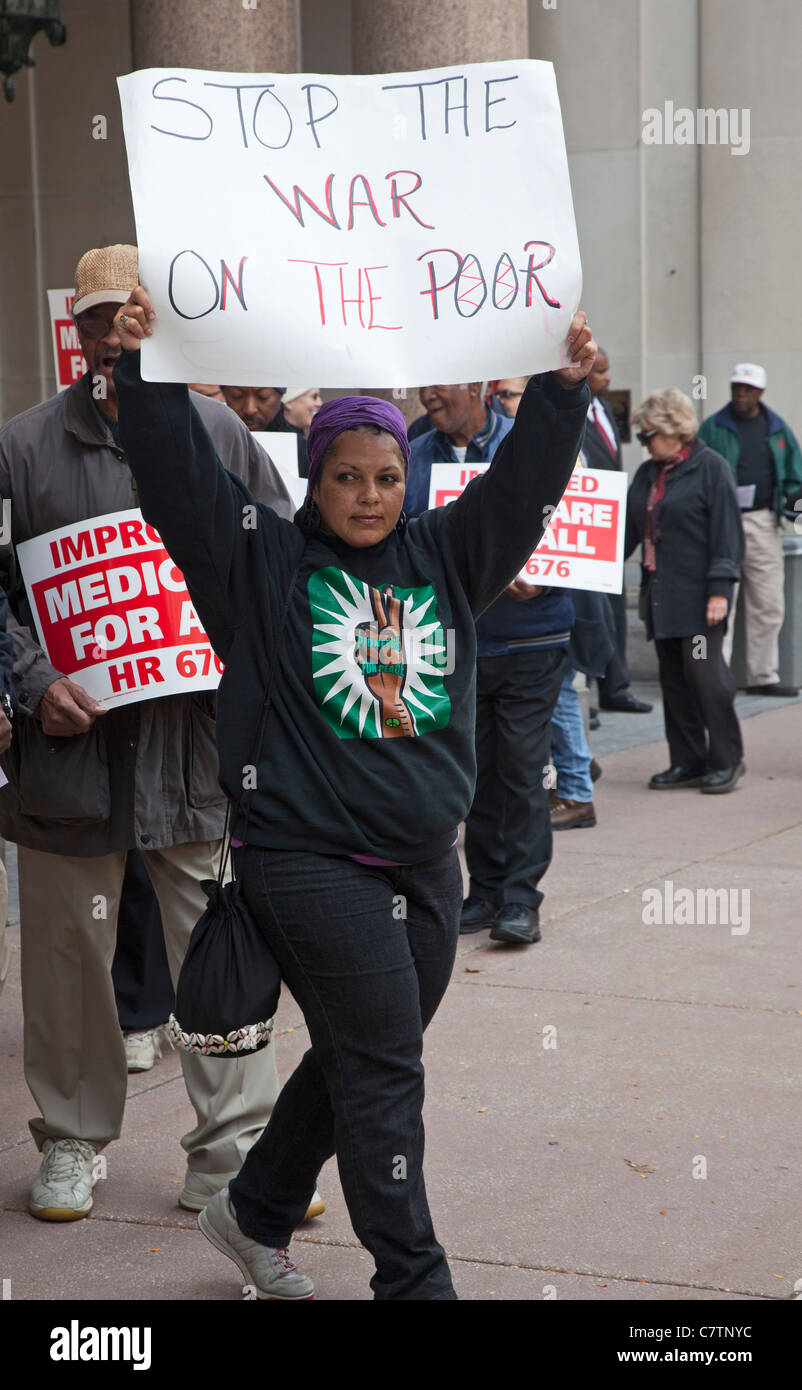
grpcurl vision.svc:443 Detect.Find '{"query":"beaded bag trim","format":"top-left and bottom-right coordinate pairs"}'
top-left (165, 1013), bottom-right (274, 1056)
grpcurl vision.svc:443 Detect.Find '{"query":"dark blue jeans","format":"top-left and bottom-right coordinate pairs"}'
top-left (229, 844), bottom-right (462, 1300)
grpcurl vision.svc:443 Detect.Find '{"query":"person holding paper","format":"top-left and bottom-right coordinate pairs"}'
top-left (0, 244), bottom-right (295, 1227)
top-left (112, 285), bottom-right (595, 1300)
top-left (626, 388), bottom-right (745, 793)
top-left (698, 364), bottom-right (802, 695)
top-left (405, 381), bottom-right (573, 945)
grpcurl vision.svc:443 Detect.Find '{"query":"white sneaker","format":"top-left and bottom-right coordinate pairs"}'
top-left (29, 1138), bottom-right (98, 1221)
top-left (198, 1188), bottom-right (315, 1300)
top-left (180, 1171), bottom-right (325, 1223)
top-left (123, 1028), bottom-right (163, 1073)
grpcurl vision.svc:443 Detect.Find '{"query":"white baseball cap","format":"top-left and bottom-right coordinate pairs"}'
top-left (282, 386), bottom-right (315, 403)
top-left (731, 363), bottom-right (767, 390)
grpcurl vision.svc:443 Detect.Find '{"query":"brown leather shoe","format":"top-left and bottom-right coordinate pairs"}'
top-left (550, 797), bottom-right (597, 830)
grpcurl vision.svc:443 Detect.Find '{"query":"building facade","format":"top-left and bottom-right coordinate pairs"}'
top-left (1, 0), bottom-right (799, 469)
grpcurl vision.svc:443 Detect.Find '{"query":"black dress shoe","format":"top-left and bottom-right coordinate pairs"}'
top-left (701, 762), bottom-right (745, 794)
top-left (745, 684), bottom-right (799, 697)
top-left (649, 765), bottom-right (706, 789)
top-left (459, 896), bottom-right (497, 934)
top-left (489, 904), bottom-right (541, 944)
top-left (599, 692), bottom-right (654, 713)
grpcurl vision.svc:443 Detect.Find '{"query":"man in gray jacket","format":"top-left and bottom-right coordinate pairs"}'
top-left (0, 245), bottom-right (294, 1222)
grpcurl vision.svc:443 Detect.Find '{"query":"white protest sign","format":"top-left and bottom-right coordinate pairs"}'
top-left (48, 289), bottom-right (87, 392)
top-left (428, 463), bottom-right (627, 594)
top-left (17, 509), bottom-right (222, 709)
top-left (117, 61), bottom-right (581, 388)
top-left (252, 431), bottom-right (307, 510)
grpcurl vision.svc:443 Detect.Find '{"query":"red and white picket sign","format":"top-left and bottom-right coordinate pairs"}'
top-left (17, 509), bottom-right (222, 708)
top-left (47, 289), bottom-right (87, 392)
top-left (428, 461), bottom-right (627, 593)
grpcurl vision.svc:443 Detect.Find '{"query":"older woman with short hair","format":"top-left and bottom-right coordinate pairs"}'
top-left (626, 388), bottom-right (745, 793)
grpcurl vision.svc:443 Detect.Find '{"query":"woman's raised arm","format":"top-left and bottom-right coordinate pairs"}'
top-left (436, 312), bottom-right (596, 615)
top-left (112, 287), bottom-right (287, 659)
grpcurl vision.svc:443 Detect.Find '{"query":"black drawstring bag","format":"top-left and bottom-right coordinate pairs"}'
top-left (167, 858), bottom-right (279, 1058)
top-left (166, 553), bottom-right (302, 1059)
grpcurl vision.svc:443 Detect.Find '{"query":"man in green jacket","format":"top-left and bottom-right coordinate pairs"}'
top-left (698, 363), bottom-right (802, 695)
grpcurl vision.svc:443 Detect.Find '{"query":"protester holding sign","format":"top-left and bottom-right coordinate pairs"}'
top-left (111, 283), bottom-right (594, 1299)
top-left (626, 388), bottom-right (745, 794)
top-left (0, 245), bottom-right (294, 1226)
top-left (406, 382), bottom-right (576, 945)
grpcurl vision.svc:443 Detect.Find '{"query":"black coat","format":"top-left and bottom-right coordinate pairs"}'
top-left (568, 588), bottom-right (615, 678)
top-left (625, 441), bottom-right (744, 640)
top-left (0, 589), bottom-right (13, 699)
top-left (582, 395), bottom-right (623, 471)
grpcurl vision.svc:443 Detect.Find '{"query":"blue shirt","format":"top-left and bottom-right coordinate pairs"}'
top-left (404, 398), bottom-right (573, 657)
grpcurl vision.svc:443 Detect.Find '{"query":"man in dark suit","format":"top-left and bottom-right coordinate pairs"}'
top-left (584, 348), bottom-right (652, 715)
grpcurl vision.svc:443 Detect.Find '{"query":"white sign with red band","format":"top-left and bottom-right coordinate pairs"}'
top-left (16, 509), bottom-right (222, 709)
top-left (427, 463), bottom-right (627, 594)
top-left (47, 289), bottom-right (87, 392)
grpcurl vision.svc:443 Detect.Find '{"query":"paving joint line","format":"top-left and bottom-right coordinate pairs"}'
top-left (0, 1208), bottom-right (781, 1301)
top-left (452, 977), bottom-right (801, 1014)
top-left (289, 1233), bottom-right (777, 1298)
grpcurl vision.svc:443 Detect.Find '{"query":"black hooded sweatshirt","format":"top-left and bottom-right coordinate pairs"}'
top-left (115, 350), bottom-right (588, 863)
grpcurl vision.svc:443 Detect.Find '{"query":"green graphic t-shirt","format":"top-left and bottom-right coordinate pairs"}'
top-left (308, 566), bottom-right (451, 740)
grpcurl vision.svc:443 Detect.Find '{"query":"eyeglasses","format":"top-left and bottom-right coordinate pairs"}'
top-left (496, 390), bottom-right (523, 402)
top-left (74, 310), bottom-right (120, 340)
top-left (636, 429), bottom-right (659, 446)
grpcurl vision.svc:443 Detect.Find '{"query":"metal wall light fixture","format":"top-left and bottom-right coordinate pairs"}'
top-left (0, 0), bottom-right (66, 101)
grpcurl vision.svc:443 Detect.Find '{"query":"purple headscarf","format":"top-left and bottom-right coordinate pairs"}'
top-left (306, 395), bottom-right (410, 493)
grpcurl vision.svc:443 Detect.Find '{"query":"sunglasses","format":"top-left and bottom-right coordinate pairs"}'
top-left (636, 429), bottom-right (659, 446)
top-left (74, 310), bottom-right (121, 340)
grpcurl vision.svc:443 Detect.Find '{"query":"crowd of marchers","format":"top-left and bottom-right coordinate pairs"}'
top-left (0, 243), bottom-right (799, 1301)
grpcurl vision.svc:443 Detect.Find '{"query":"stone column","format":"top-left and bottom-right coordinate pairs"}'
top-left (352, 0), bottom-right (528, 72)
top-left (350, 0), bottom-right (528, 416)
top-left (699, 0), bottom-right (802, 436)
top-left (131, 0), bottom-right (300, 72)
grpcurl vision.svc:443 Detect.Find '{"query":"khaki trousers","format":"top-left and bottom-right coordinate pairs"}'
top-left (722, 509), bottom-right (784, 685)
top-left (17, 840), bottom-right (278, 1174)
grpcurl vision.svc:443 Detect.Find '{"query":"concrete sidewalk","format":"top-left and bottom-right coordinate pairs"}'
top-left (1, 703), bottom-right (800, 1302)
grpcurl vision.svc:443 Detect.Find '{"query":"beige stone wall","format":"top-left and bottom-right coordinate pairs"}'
top-left (529, 0), bottom-right (802, 462)
top-left (2, 0), bottom-right (799, 444)
top-left (698, 0), bottom-right (802, 433)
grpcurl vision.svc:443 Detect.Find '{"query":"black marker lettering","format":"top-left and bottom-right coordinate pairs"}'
top-left (150, 77), bottom-right (213, 141)
top-left (168, 250), bottom-right (219, 319)
top-left (302, 82), bottom-right (339, 148)
top-left (444, 76), bottom-right (469, 136)
top-left (485, 76), bottom-right (518, 132)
